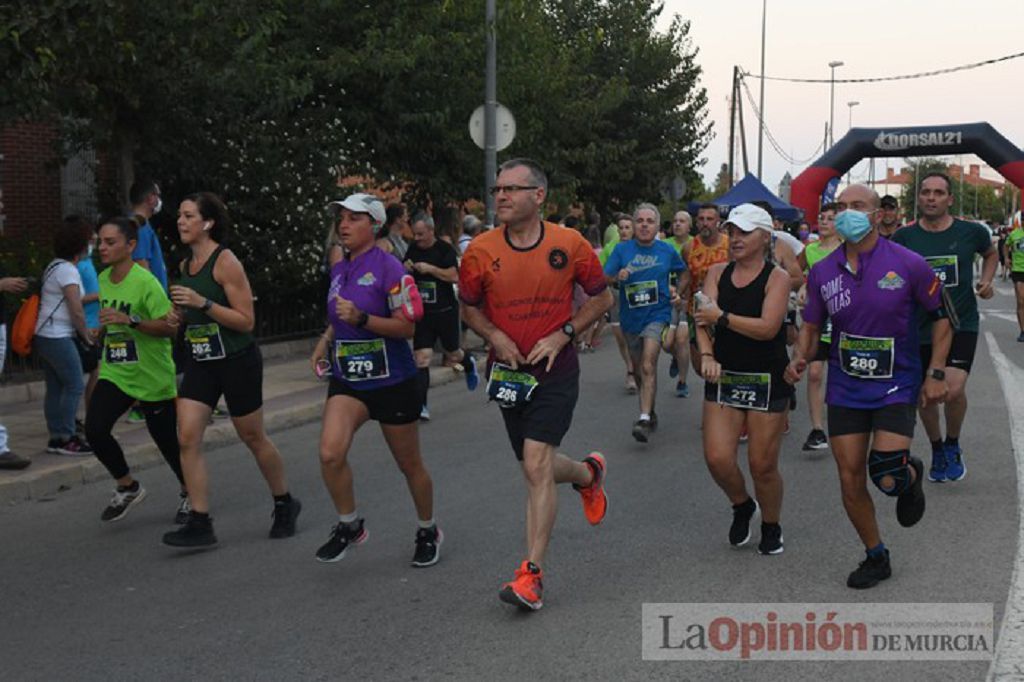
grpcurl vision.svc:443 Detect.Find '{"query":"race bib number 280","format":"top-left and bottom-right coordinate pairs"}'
top-left (838, 333), bottom-right (894, 379)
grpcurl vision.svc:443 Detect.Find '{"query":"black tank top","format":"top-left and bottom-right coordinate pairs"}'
top-left (713, 261), bottom-right (792, 398)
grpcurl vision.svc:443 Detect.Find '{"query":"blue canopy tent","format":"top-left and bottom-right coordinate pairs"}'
top-left (689, 172), bottom-right (803, 222)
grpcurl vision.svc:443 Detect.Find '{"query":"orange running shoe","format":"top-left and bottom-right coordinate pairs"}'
top-left (573, 452), bottom-right (608, 525)
top-left (499, 560), bottom-right (543, 611)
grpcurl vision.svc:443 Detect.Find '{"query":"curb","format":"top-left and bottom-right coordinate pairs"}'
top-left (0, 365), bottom-right (462, 505)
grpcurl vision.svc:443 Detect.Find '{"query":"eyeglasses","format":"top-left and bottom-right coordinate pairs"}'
top-left (488, 185), bottom-right (539, 196)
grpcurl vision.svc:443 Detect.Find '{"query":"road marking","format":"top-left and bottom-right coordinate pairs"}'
top-left (985, 331), bottom-right (1024, 680)
top-left (987, 313), bottom-right (1021, 325)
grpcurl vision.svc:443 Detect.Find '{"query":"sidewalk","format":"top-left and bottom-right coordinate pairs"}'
top-left (0, 338), bottom-right (469, 504)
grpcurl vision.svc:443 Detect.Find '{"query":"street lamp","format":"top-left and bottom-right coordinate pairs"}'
top-left (828, 60), bottom-right (844, 147)
top-left (847, 100), bottom-right (860, 130)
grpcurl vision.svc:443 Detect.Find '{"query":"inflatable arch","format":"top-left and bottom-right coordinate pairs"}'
top-left (790, 122), bottom-right (1024, 225)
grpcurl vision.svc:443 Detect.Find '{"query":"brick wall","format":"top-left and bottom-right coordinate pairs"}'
top-left (0, 122), bottom-right (63, 244)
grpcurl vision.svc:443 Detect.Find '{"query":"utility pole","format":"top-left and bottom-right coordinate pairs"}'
top-left (828, 60), bottom-right (843, 147)
top-left (756, 0), bottom-right (767, 179)
top-left (484, 0), bottom-right (497, 227)
top-left (728, 67), bottom-right (737, 188)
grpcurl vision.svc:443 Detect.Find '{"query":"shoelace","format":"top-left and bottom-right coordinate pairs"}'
top-left (110, 489), bottom-right (134, 506)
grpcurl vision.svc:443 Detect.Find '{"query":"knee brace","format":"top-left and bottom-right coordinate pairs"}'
top-left (868, 449), bottom-right (912, 496)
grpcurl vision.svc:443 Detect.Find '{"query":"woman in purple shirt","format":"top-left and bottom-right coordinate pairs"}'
top-left (310, 193), bottom-right (441, 568)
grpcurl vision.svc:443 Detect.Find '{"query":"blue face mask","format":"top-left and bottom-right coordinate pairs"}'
top-left (835, 209), bottom-right (873, 243)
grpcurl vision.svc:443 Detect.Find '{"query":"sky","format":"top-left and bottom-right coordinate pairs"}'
top-left (658, 0), bottom-right (1024, 193)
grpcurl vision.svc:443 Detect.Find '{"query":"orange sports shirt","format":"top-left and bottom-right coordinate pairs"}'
top-left (687, 233), bottom-right (730, 312)
top-left (459, 221), bottom-right (606, 374)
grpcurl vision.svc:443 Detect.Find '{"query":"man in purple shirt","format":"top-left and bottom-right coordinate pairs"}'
top-left (786, 184), bottom-right (952, 590)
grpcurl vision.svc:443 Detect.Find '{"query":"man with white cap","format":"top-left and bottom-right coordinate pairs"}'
top-left (693, 203), bottom-right (793, 556)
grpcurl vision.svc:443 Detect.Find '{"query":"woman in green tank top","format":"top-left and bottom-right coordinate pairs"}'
top-left (796, 203), bottom-right (841, 451)
top-left (162, 192), bottom-right (300, 549)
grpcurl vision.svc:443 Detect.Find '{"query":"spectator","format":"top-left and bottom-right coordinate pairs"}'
top-left (34, 217), bottom-right (96, 455)
top-left (435, 206), bottom-right (461, 246)
top-left (0, 251), bottom-right (31, 469)
top-left (72, 217), bottom-right (102, 411)
top-left (377, 203), bottom-right (410, 260)
top-left (460, 214), bottom-right (483, 255)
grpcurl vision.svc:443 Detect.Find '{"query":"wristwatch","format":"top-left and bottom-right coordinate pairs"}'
top-left (200, 298), bottom-right (214, 312)
top-left (716, 311), bottom-right (731, 330)
top-left (356, 311), bottom-right (370, 328)
top-left (927, 367), bottom-right (946, 381)
top-left (128, 314), bottom-right (141, 328)
top-left (561, 322), bottom-right (576, 340)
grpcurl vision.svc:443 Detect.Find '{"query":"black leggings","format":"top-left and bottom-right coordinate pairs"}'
top-left (85, 379), bottom-right (184, 485)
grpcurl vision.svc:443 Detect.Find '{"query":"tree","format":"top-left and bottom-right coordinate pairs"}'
top-left (898, 158), bottom-right (1016, 224)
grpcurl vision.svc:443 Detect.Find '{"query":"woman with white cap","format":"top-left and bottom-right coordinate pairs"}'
top-left (694, 203), bottom-right (792, 556)
top-left (310, 193), bottom-right (442, 568)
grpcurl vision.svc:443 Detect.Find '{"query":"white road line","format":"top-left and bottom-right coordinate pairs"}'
top-left (985, 331), bottom-right (1024, 680)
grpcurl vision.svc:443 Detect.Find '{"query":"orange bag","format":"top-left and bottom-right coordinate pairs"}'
top-left (10, 293), bottom-right (40, 357)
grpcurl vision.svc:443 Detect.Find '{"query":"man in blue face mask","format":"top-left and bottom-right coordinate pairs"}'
top-left (786, 183), bottom-right (953, 590)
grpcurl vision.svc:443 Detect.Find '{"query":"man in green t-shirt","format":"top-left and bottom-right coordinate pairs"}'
top-left (1004, 221), bottom-right (1024, 342)
top-left (892, 172), bottom-right (998, 484)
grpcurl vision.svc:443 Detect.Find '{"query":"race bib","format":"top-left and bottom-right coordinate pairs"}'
top-left (104, 332), bottom-right (138, 365)
top-left (716, 371), bottom-right (771, 411)
top-left (486, 363), bottom-right (539, 408)
top-left (925, 255), bottom-right (959, 288)
top-left (418, 281), bottom-right (437, 304)
top-left (839, 332), bottom-right (894, 379)
top-left (334, 339), bottom-right (389, 382)
top-left (625, 280), bottom-right (658, 308)
top-left (185, 323), bottom-right (226, 362)
top-left (821, 319), bottom-right (833, 345)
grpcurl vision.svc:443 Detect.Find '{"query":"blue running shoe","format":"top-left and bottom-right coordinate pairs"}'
top-left (675, 381), bottom-right (689, 398)
top-left (928, 448), bottom-right (947, 482)
top-left (944, 443), bottom-right (965, 481)
top-left (464, 353), bottom-right (479, 391)
top-left (669, 357), bottom-right (679, 378)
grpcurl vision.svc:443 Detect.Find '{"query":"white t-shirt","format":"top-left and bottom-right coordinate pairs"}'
top-left (772, 229), bottom-right (805, 257)
top-left (35, 260), bottom-right (82, 339)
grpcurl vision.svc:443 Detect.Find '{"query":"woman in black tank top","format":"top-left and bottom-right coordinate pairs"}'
top-left (693, 204), bottom-right (793, 556)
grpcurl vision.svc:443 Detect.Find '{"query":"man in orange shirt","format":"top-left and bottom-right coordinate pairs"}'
top-left (460, 158), bottom-right (612, 611)
top-left (683, 204), bottom-right (730, 375)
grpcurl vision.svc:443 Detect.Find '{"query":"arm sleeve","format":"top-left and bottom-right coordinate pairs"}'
top-left (802, 268), bottom-right (827, 325)
top-left (132, 228), bottom-right (154, 261)
top-left (974, 224), bottom-right (993, 254)
top-left (440, 242), bottom-right (458, 269)
top-left (55, 262), bottom-right (82, 290)
top-left (458, 244), bottom-right (484, 306)
top-left (574, 236), bottom-right (607, 297)
top-left (144, 277), bottom-right (172, 318)
top-left (603, 243), bottom-right (622, 277)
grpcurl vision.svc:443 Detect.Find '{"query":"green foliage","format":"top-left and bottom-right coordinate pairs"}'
top-left (898, 158), bottom-right (1017, 224)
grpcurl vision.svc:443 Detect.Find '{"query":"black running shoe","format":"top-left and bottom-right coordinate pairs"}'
top-left (847, 549), bottom-right (892, 589)
top-left (729, 498), bottom-right (759, 547)
top-left (411, 525), bottom-right (443, 567)
top-left (100, 484), bottom-right (147, 522)
top-left (802, 428), bottom-right (828, 451)
top-left (649, 411), bottom-right (658, 431)
top-left (163, 513), bottom-right (218, 548)
top-left (896, 457), bottom-right (926, 528)
top-left (270, 497), bottom-right (302, 538)
top-left (632, 419), bottom-right (651, 443)
top-left (315, 519), bottom-right (368, 562)
top-left (757, 523), bottom-right (784, 555)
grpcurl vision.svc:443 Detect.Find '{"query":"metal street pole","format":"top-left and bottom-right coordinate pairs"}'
top-left (845, 101), bottom-right (859, 185)
top-left (756, 0), bottom-right (767, 179)
top-left (828, 60), bottom-right (843, 147)
top-left (484, 0), bottom-right (497, 228)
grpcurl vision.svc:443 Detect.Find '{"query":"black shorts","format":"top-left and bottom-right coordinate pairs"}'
top-left (919, 331), bottom-right (978, 376)
top-left (827, 403), bottom-right (916, 438)
top-left (327, 376), bottom-right (420, 425)
top-left (413, 307), bottom-right (460, 353)
top-left (1011, 271), bottom-right (1024, 284)
top-left (178, 343), bottom-right (263, 417)
top-left (813, 340), bottom-right (831, 363)
top-left (499, 369), bottom-right (579, 461)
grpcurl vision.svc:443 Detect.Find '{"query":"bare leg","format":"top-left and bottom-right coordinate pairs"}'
top-left (380, 421), bottom-right (433, 521)
top-left (231, 408), bottom-right (288, 496)
top-left (318, 396), bottom-right (369, 515)
top-left (702, 401), bottom-right (749, 504)
top-left (745, 410), bottom-right (786, 523)
top-left (807, 360), bottom-right (826, 431)
top-left (177, 398), bottom-right (214, 513)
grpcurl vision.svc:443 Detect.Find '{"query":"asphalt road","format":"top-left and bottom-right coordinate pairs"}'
top-left (2, 289), bottom-right (1022, 681)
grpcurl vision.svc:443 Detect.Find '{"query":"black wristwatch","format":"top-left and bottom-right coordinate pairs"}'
top-left (128, 314), bottom-right (142, 328)
top-left (356, 311), bottom-right (370, 328)
top-left (716, 311), bottom-right (730, 330)
top-left (927, 367), bottom-right (946, 381)
top-left (561, 322), bottom-right (576, 340)
top-left (200, 298), bottom-right (214, 312)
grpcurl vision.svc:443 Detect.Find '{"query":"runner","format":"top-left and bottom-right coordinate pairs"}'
top-left (1004, 215), bottom-right (1024, 342)
top-left (683, 204), bottom-right (730, 376)
top-left (665, 210), bottom-right (693, 397)
top-left (84, 217), bottom-right (186, 522)
top-left (310, 193), bottom-right (440, 568)
top-left (786, 184), bottom-right (951, 589)
top-left (162, 192), bottom-right (301, 548)
top-left (599, 215), bottom-right (638, 393)
top-left (459, 158), bottom-right (611, 611)
top-left (796, 203), bottom-right (841, 451)
top-left (892, 172), bottom-right (998, 483)
top-left (404, 211), bottom-right (479, 422)
top-left (604, 203), bottom-right (687, 442)
top-left (693, 204), bottom-right (792, 555)
top-left (878, 195), bottom-right (902, 239)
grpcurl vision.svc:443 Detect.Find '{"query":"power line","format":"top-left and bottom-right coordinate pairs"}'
top-left (738, 74), bottom-right (824, 166)
top-left (740, 50), bottom-right (1024, 84)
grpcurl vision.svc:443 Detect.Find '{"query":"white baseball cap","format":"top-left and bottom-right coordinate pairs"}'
top-left (327, 193), bottom-right (386, 227)
top-left (724, 203), bottom-right (773, 233)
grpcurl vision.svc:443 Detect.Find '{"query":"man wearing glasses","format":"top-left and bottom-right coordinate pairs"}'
top-left (459, 158), bottom-right (612, 611)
